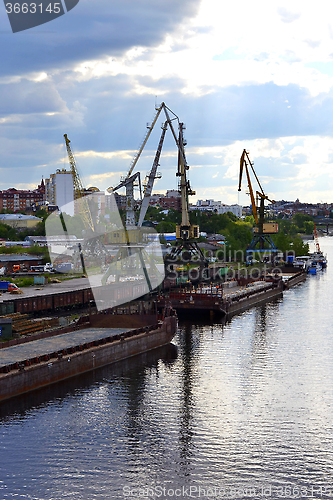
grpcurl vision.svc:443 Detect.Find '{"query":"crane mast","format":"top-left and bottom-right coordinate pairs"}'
top-left (313, 222), bottom-right (321, 253)
top-left (111, 172), bottom-right (141, 229)
top-left (175, 122), bottom-right (198, 239)
top-left (64, 134), bottom-right (94, 233)
top-left (239, 149), bottom-right (278, 255)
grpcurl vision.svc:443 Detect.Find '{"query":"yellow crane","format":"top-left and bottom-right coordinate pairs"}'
top-left (239, 149), bottom-right (278, 254)
top-left (64, 133), bottom-right (94, 233)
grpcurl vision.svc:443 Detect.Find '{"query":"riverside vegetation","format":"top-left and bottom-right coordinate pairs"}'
top-left (0, 207), bottom-right (313, 264)
top-left (146, 207), bottom-right (313, 259)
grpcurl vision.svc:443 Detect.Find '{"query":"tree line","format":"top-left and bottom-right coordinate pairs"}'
top-left (146, 207), bottom-right (313, 257)
top-left (0, 206), bottom-right (314, 258)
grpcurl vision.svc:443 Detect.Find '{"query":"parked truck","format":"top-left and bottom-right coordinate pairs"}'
top-left (0, 281), bottom-right (20, 293)
top-left (55, 262), bottom-right (72, 273)
top-left (29, 264), bottom-right (54, 273)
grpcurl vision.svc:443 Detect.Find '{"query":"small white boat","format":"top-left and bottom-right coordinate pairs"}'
top-left (293, 256), bottom-right (312, 270)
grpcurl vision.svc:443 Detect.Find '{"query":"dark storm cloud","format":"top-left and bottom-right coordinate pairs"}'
top-left (1, 77), bottom-right (330, 150)
top-left (12, 77), bottom-right (333, 152)
top-left (62, 78), bottom-right (332, 152)
top-left (0, 0), bottom-right (201, 76)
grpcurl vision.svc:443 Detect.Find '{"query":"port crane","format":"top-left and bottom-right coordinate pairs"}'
top-left (104, 103), bottom-right (206, 289)
top-left (313, 222), bottom-right (321, 253)
top-left (108, 102), bottom-right (202, 239)
top-left (64, 133), bottom-right (94, 233)
top-left (102, 107), bottom-right (173, 287)
top-left (239, 149), bottom-right (278, 257)
top-left (107, 102), bottom-right (167, 230)
top-left (165, 121), bottom-right (206, 267)
top-left (63, 134), bottom-right (113, 273)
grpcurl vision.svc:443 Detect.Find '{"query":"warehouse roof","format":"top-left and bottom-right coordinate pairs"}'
top-left (0, 254), bottom-right (43, 262)
top-left (0, 214), bottom-right (41, 221)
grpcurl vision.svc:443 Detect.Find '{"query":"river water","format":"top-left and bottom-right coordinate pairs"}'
top-left (1, 237), bottom-right (333, 500)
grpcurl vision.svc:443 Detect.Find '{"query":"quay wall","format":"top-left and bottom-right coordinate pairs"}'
top-left (0, 315), bottom-right (177, 402)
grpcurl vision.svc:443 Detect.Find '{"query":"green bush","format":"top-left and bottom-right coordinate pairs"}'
top-left (12, 277), bottom-right (35, 287)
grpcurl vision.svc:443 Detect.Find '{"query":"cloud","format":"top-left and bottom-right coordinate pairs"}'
top-left (1, 0), bottom-right (333, 206)
top-left (277, 7), bottom-right (301, 23)
top-left (0, 0), bottom-right (201, 76)
top-left (0, 78), bottom-right (66, 114)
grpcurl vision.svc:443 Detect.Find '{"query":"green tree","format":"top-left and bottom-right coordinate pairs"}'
top-left (304, 220), bottom-right (314, 235)
top-left (156, 221), bottom-right (176, 233)
top-left (292, 236), bottom-right (309, 256)
top-left (292, 213), bottom-right (313, 232)
top-left (272, 232), bottom-right (292, 253)
top-left (167, 209), bottom-right (181, 225)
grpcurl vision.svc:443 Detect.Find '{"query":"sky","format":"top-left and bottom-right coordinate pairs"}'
top-left (1, 0), bottom-right (333, 206)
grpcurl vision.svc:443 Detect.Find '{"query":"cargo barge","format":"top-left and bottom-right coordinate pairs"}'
top-left (158, 267), bottom-right (307, 318)
top-left (157, 278), bottom-right (284, 318)
top-left (0, 306), bottom-right (177, 402)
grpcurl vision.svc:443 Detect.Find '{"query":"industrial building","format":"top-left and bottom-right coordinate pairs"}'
top-left (0, 214), bottom-right (41, 229)
top-left (44, 169), bottom-right (74, 215)
top-left (192, 200), bottom-right (242, 217)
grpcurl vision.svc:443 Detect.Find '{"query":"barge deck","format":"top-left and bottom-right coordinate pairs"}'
top-left (0, 309), bottom-right (177, 402)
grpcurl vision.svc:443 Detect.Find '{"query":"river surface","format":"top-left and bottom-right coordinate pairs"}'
top-left (1, 237), bottom-right (333, 500)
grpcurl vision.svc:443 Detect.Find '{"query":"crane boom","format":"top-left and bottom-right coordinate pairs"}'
top-left (239, 149), bottom-right (258, 223)
top-left (127, 102), bottom-right (165, 178)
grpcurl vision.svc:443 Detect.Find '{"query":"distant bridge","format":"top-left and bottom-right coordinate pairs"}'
top-left (314, 218), bottom-right (333, 234)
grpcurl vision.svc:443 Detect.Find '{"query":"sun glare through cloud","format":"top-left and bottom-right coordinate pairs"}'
top-left (0, 0), bottom-right (333, 204)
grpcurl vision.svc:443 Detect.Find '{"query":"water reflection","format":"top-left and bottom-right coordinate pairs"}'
top-left (2, 238), bottom-right (333, 499)
top-left (177, 321), bottom-right (197, 477)
top-left (0, 343), bottom-right (178, 423)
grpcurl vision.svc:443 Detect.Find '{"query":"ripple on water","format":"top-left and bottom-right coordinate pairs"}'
top-left (1, 237), bottom-right (333, 498)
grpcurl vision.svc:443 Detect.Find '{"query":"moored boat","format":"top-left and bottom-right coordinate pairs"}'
top-left (0, 305), bottom-right (178, 402)
top-left (309, 251), bottom-right (327, 269)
